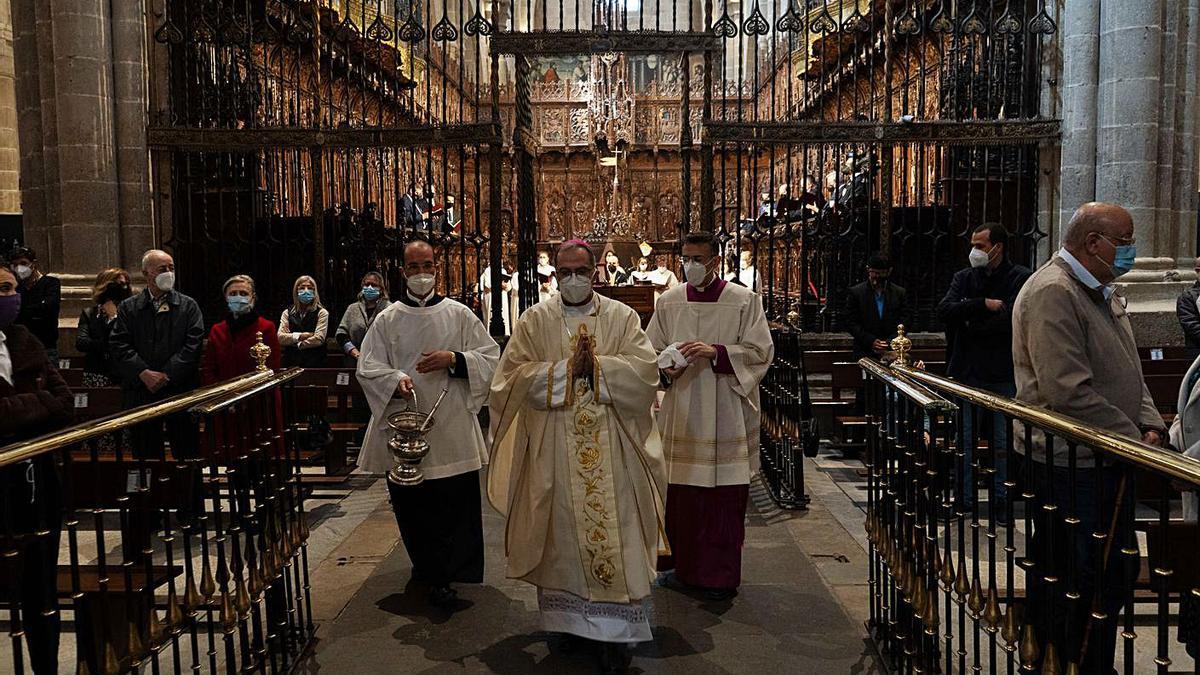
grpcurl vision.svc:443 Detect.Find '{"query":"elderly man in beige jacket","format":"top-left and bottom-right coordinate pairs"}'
top-left (1012, 201), bottom-right (1165, 673)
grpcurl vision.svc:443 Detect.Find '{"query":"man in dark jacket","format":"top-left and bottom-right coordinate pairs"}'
top-left (109, 249), bottom-right (205, 459)
top-left (9, 246), bottom-right (62, 363)
top-left (1177, 256), bottom-right (1200, 358)
top-left (936, 223), bottom-right (1032, 511)
top-left (842, 254), bottom-right (908, 360)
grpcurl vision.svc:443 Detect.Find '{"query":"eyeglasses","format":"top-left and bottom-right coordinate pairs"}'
top-left (557, 266), bottom-right (594, 279)
top-left (404, 261), bottom-right (436, 273)
top-left (1096, 233), bottom-right (1135, 247)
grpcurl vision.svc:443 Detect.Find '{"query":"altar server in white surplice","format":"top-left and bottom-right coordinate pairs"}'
top-left (646, 230), bottom-right (774, 602)
top-left (488, 239), bottom-right (666, 673)
top-left (479, 264), bottom-right (520, 335)
top-left (358, 239), bottom-right (499, 609)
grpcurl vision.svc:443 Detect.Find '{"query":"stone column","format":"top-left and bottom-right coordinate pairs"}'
top-left (0, 0), bottom-right (20, 215)
top-left (1057, 0), bottom-right (1200, 343)
top-left (11, 0), bottom-right (153, 316)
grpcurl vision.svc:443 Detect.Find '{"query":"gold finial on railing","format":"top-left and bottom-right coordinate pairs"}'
top-left (251, 331), bottom-right (271, 372)
top-left (890, 324), bottom-right (912, 366)
top-left (785, 310), bottom-right (801, 330)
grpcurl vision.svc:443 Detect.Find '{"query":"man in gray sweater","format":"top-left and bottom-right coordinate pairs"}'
top-left (1012, 202), bottom-right (1165, 672)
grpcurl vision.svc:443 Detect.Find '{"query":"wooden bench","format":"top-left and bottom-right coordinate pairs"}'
top-left (296, 369), bottom-right (368, 468)
top-left (68, 387), bottom-right (126, 423)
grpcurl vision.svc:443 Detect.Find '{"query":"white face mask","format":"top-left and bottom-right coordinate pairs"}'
top-left (407, 273), bottom-right (435, 297)
top-left (638, 263), bottom-right (648, 271)
top-left (683, 261), bottom-right (710, 288)
top-left (559, 274), bottom-right (593, 304)
top-left (968, 247), bottom-right (992, 269)
top-left (155, 271), bottom-right (176, 292)
top-left (14, 265), bottom-right (30, 281)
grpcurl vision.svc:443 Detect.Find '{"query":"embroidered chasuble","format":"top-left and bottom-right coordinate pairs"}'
top-left (488, 294), bottom-right (666, 642)
top-left (646, 280), bottom-right (774, 487)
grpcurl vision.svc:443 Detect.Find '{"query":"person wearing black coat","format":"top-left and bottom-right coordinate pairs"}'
top-left (936, 224), bottom-right (1032, 510)
top-left (841, 254), bottom-right (908, 360)
top-left (108, 250), bottom-right (205, 459)
top-left (1177, 257), bottom-right (1200, 359)
top-left (75, 268), bottom-right (133, 386)
top-left (0, 265), bottom-right (74, 674)
top-left (9, 246), bottom-right (62, 362)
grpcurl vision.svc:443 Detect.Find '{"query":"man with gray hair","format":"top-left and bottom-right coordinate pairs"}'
top-left (109, 249), bottom-right (206, 459)
top-left (1011, 202), bottom-right (1165, 672)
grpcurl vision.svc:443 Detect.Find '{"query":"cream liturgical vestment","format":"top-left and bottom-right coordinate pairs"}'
top-left (488, 294), bottom-right (667, 643)
top-left (357, 297), bottom-right (499, 478)
top-left (646, 281), bottom-right (774, 487)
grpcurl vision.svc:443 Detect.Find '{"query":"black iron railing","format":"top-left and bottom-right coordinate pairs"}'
top-left (759, 325), bottom-right (811, 510)
top-left (0, 367), bottom-right (314, 675)
top-left (862, 353), bottom-right (1200, 674)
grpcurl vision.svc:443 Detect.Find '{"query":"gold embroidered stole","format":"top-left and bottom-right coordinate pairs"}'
top-left (567, 369), bottom-right (629, 604)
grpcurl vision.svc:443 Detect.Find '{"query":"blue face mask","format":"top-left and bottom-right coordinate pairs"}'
top-left (362, 285), bottom-right (381, 301)
top-left (1099, 235), bottom-right (1136, 278)
top-left (227, 295), bottom-right (252, 315)
top-left (297, 289), bottom-right (315, 304)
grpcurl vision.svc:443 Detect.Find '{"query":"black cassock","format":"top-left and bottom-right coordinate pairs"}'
top-left (387, 469), bottom-right (484, 586)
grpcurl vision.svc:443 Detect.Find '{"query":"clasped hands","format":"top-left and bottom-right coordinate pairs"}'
top-left (571, 336), bottom-right (595, 379)
top-left (664, 341), bottom-right (718, 381)
top-left (139, 369), bottom-right (170, 394)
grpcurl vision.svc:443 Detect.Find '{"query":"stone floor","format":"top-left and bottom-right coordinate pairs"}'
top-left (295, 472), bottom-right (883, 674)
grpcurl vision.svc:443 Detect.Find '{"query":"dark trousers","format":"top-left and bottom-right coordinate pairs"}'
top-left (387, 470), bottom-right (484, 586)
top-left (1, 458), bottom-right (63, 674)
top-left (130, 410), bottom-right (199, 461)
top-left (1028, 464), bottom-right (1135, 673)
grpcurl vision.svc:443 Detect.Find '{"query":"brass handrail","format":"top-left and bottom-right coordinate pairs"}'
top-left (0, 370), bottom-right (275, 469)
top-left (893, 364), bottom-right (1200, 487)
top-left (859, 358), bottom-right (957, 412)
top-left (190, 367), bottom-right (305, 416)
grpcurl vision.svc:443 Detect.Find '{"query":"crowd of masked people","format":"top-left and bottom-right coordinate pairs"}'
top-left (841, 202), bottom-right (1200, 670)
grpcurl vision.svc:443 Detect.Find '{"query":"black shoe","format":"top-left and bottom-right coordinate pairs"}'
top-left (597, 642), bottom-right (629, 674)
top-left (548, 632), bottom-right (583, 655)
top-left (429, 585), bottom-right (457, 607)
top-left (703, 588), bottom-right (737, 602)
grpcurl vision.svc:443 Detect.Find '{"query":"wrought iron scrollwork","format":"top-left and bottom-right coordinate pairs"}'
top-left (741, 4), bottom-right (769, 37)
top-left (155, 18), bottom-right (186, 45)
top-left (463, 9), bottom-right (492, 37)
top-left (399, 13), bottom-right (425, 44)
top-left (775, 1), bottom-right (804, 34)
top-left (432, 15), bottom-right (459, 43)
top-left (365, 15), bottom-right (395, 42)
top-left (712, 11), bottom-right (738, 39)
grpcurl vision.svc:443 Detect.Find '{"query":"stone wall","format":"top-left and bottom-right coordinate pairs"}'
top-left (1056, 0), bottom-right (1200, 345)
top-left (10, 0), bottom-right (153, 277)
top-left (0, 0), bottom-right (19, 215)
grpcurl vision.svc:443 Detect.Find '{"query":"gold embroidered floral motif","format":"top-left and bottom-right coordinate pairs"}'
top-left (567, 375), bottom-right (625, 596)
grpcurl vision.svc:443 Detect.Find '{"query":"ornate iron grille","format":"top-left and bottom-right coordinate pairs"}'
top-left (150, 0), bottom-right (1059, 335)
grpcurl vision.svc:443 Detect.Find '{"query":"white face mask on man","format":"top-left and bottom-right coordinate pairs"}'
top-left (155, 271), bottom-right (176, 292)
top-left (968, 246), bottom-right (993, 269)
top-left (683, 261), bottom-right (710, 288)
top-left (559, 274), bottom-right (593, 304)
top-left (407, 273), bottom-right (435, 297)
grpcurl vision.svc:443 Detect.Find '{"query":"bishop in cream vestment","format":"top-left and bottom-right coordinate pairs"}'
top-left (488, 292), bottom-right (666, 644)
top-left (646, 277), bottom-right (773, 593)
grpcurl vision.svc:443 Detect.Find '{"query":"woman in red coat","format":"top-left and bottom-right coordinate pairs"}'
top-left (202, 274), bottom-right (281, 384)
